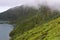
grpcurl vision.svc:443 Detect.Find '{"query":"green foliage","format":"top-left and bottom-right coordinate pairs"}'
top-left (12, 17), bottom-right (60, 40)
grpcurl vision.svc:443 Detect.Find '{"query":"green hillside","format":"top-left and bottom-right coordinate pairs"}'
top-left (0, 5), bottom-right (60, 40)
top-left (9, 6), bottom-right (60, 40)
top-left (11, 17), bottom-right (60, 40)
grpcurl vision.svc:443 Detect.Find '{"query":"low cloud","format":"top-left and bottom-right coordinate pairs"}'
top-left (0, 0), bottom-right (60, 12)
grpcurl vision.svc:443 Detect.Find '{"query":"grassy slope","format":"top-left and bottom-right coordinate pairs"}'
top-left (9, 6), bottom-right (60, 40)
top-left (13, 17), bottom-right (60, 40)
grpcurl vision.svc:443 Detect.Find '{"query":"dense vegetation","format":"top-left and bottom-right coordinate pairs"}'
top-left (0, 5), bottom-right (60, 40)
top-left (13, 17), bottom-right (60, 40)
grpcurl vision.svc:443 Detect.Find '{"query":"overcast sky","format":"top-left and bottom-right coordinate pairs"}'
top-left (0, 0), bottom-right (60, 13)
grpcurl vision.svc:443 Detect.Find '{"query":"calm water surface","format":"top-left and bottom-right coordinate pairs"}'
top-left (0, 24), bottom-right (13, 40)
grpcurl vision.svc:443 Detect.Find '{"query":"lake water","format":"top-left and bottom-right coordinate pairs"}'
top-left (0, 24), bottom-right (13, 40)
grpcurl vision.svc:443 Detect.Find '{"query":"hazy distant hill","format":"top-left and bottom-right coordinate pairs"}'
top-left (0, 5), bottom-right (38, 22)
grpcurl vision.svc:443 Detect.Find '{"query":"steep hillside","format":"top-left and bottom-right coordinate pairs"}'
top-left (11, 17), bottom-right (60, 40)
top-left (9, 7), bottom-right (60, 40)
top-left (0, 5), bottom-right (60, 40)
